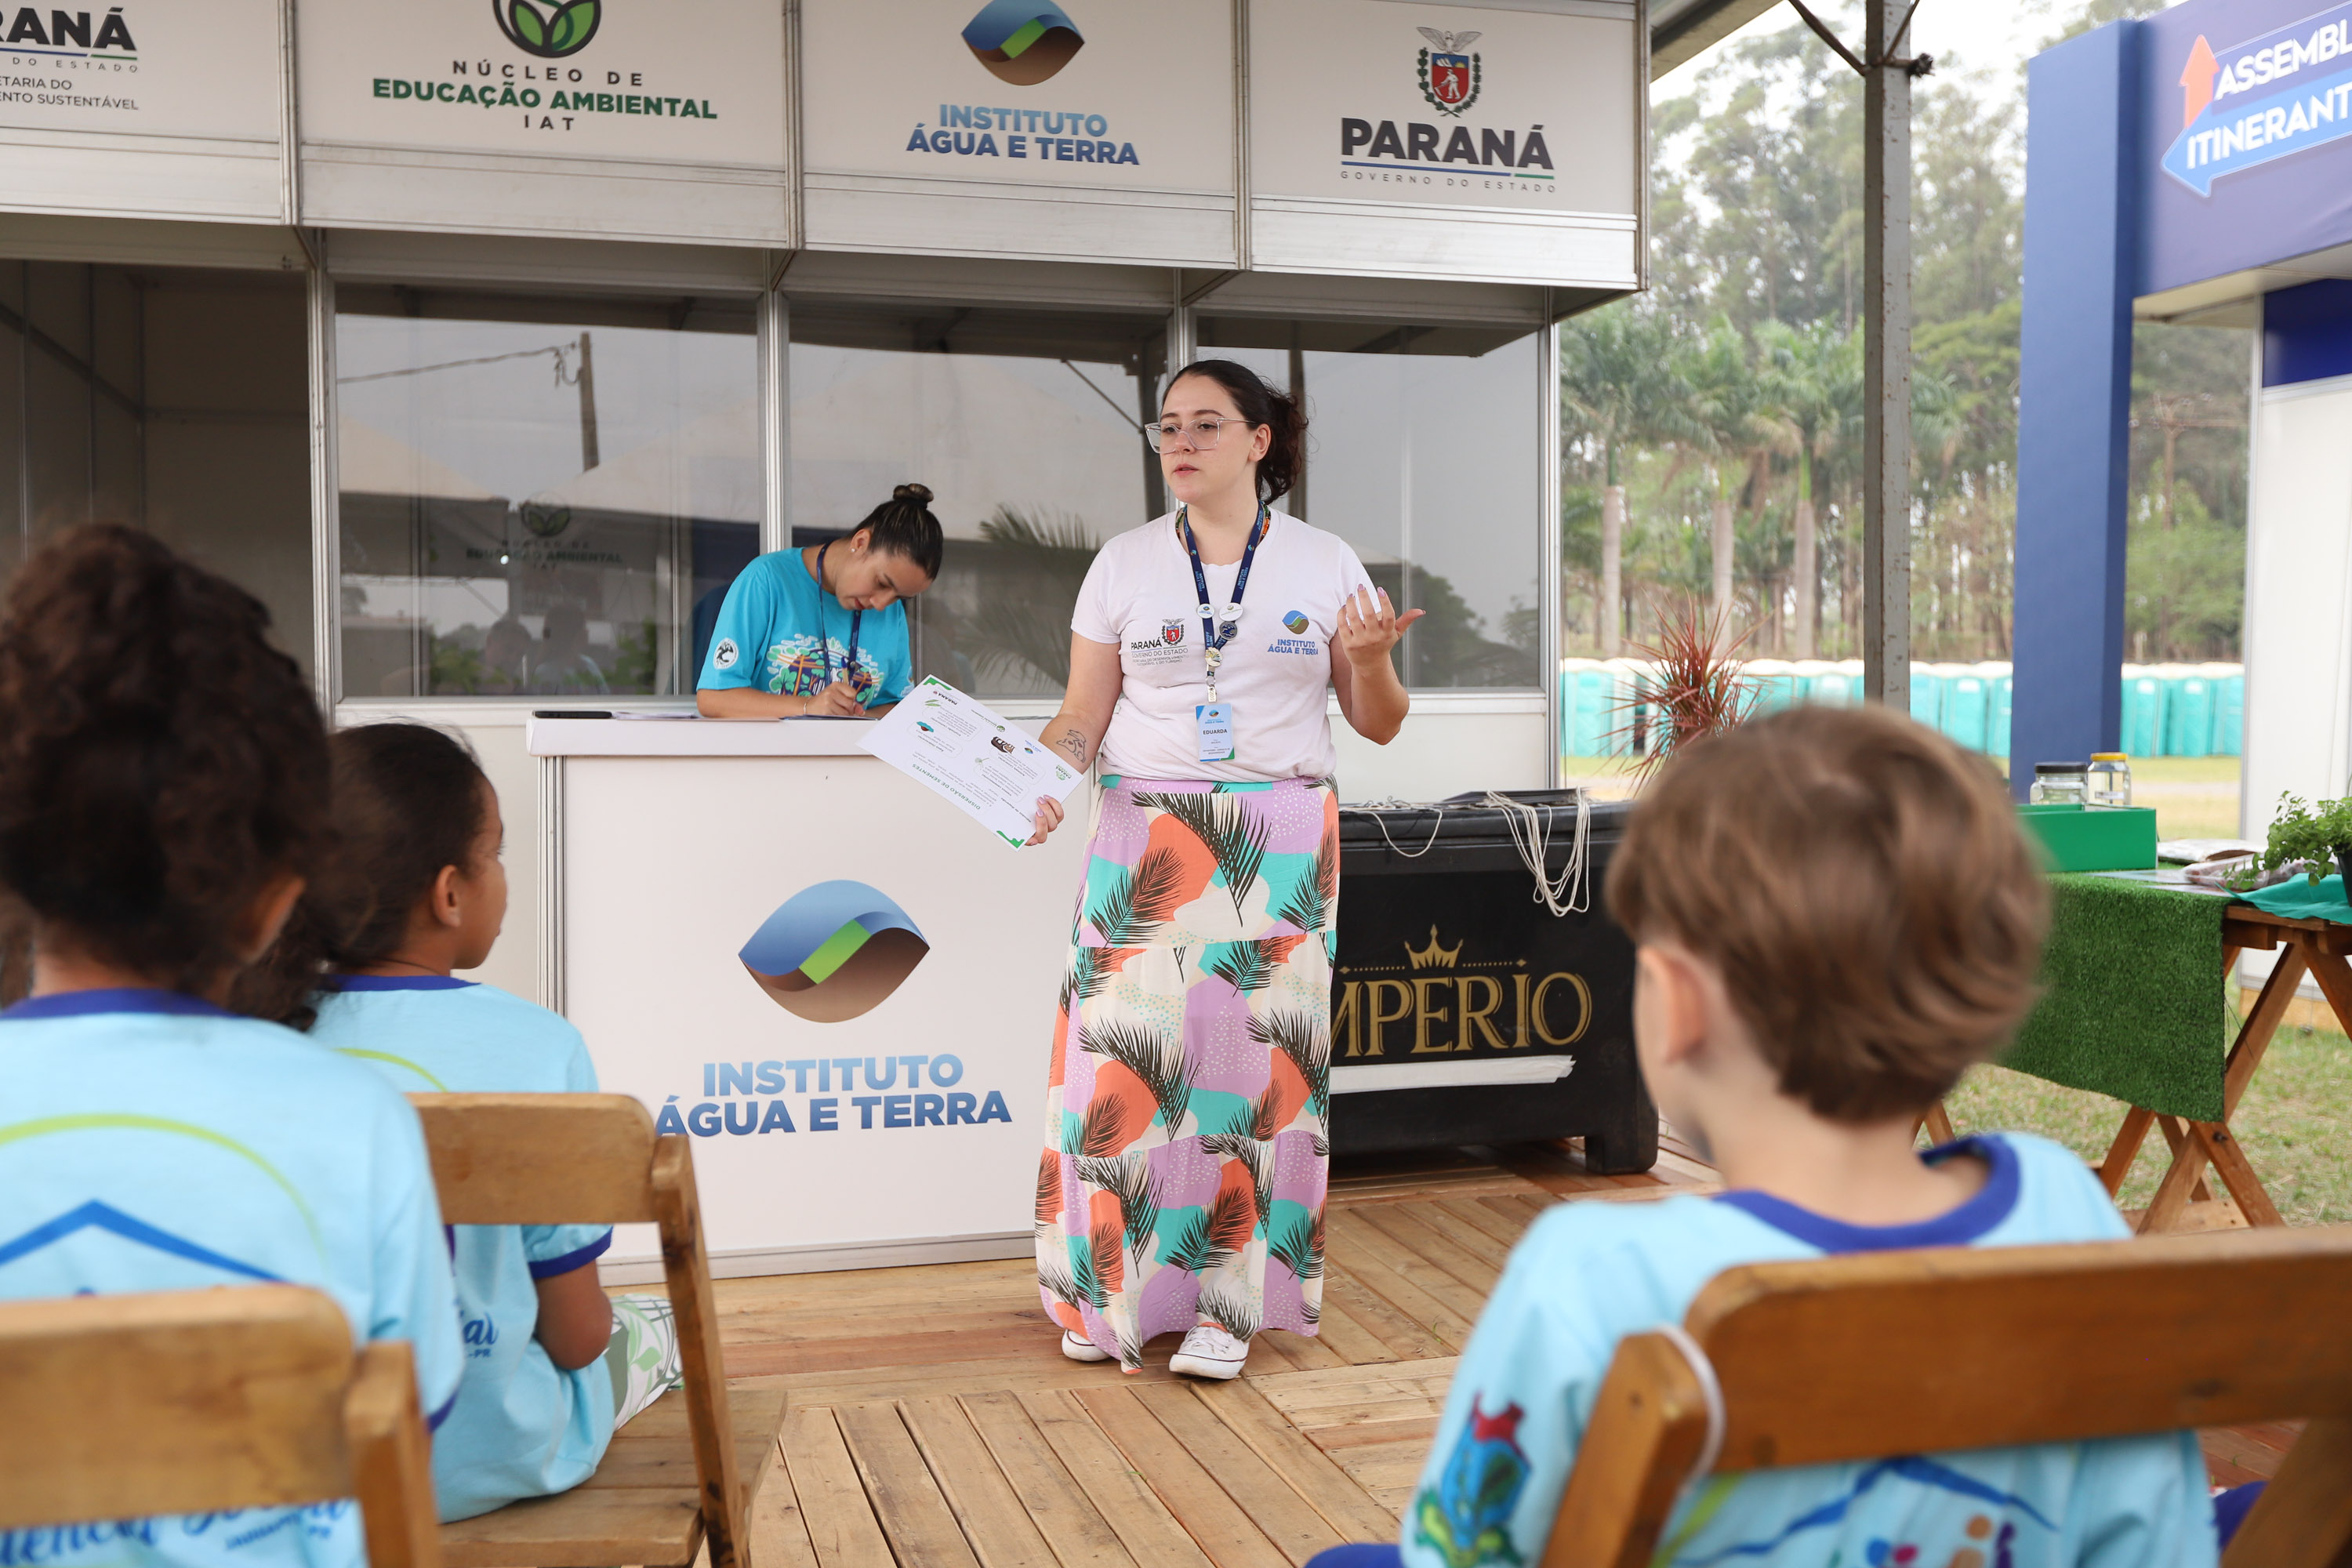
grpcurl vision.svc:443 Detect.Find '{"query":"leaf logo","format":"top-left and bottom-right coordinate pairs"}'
top-left (494, 0), bottom-right (602, 59)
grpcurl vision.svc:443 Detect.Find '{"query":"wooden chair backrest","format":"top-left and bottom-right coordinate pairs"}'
top-left (0, 1285), bottom-right (438, 1568)
top-left (1547, 1225), bottom-right (2352, 1568)
top-left (405, 1094), bottom-right (746, 1568)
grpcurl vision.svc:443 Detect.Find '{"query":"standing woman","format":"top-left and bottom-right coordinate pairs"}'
top-left (1026, 359), bottom-right (1420, 1378)
top-left (696, 483), bottom-right (944, 717)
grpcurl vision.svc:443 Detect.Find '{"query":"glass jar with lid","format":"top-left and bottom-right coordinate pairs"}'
top-left (2087, 753), bottom-right (2132, 808)
top-left (2029, 761), bottom-right (2089, 805)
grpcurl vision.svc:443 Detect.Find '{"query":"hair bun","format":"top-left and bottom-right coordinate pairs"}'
top-left (894, 482), bottom-right (933, 506)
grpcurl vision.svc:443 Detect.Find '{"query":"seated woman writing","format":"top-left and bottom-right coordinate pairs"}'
top-left (695, 482), bottom-right (944, 717)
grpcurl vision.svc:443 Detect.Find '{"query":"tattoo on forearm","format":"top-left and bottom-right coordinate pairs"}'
top-left (1051, 729), bottom-right (1091, 768)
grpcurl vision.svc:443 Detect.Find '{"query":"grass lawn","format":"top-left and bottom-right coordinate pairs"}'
top-left (1948, 1022), bottom-right (2352, 1225)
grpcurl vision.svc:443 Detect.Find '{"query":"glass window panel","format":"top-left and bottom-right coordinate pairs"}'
top-left (787, 301), bottom-right (1166, 699)
top-left (335, 286), bottom-right (758, 699)
top-left (0, 261), bottom-right (310, 670)
top-left (1195, 319), bottom-right (1542, 689)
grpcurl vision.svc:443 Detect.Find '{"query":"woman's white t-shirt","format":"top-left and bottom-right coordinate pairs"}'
top-left (1072, 510), bottom-right (1375, 783)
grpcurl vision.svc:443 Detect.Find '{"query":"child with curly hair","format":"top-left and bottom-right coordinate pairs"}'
top-left (0, 527), bottom-right (463, 1568)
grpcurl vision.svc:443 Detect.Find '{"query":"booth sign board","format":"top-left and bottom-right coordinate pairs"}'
top-left (1250, 0), bottom-right (1642, 286)
top-left (0, 0), bottom-right (286, 221)
top-left (2137, 0), bottom-right (2352, 299)
top-left (2, 0), bottom-right (1642, 286)
top-left (297, 0), bottom-right (790, 244)
top-left (800, 0), bottom-right (1239, 267)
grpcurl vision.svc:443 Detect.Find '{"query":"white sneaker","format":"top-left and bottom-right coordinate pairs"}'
top-left (1061, 1330), bottom-right (1112, 1363)
top-left (1169, 1323), bottom-right (1250, 1380)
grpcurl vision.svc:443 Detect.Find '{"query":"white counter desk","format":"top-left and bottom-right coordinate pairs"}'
top-left (528, 714), bottom-right (1087, 1281)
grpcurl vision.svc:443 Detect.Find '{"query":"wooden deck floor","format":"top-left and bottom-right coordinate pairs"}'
top-left (718, 1134), bottom-right (2281, 1568)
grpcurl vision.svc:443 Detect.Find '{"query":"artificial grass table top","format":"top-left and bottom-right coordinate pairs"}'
top-left (2002, 873), bottom-right (2232, 1123)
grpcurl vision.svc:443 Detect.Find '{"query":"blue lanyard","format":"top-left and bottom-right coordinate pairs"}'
top-left (814, 540), bottom-right (862, 692)
top-left (1177, 503), bottom-right (1269, 656)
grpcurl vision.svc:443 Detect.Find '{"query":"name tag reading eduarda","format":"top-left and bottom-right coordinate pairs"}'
top-left (1196, 702), bottom-right (1236, 763)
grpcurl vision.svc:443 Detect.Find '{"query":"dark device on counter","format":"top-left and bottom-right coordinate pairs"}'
top-left (1330, 790), bottom-right (1653, 1171)
top-left (533, 710), bottom-right (615, 719)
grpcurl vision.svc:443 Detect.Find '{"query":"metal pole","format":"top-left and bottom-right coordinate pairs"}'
top-left (1861, 0), bottom-right (1911, 713)
top-left (575, 328), bottom-right (600, 471)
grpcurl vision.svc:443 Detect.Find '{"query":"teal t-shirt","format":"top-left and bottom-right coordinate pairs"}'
top-left (0, 987), bottom-right (464, 1568)
top-left (1404, 1134), bottom-right (2217, 1568)
top-left (308, 975), bottom-right (617, 1523)
top-left (697, 548), bottom-right (912, 707)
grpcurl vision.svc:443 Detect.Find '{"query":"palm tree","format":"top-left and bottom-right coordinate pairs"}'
top-left (1560, 307), bottom-right (1682, 655)
top-left (1757, 320), bottom-right (1860, 658)
top-left (1676, 323), bottom-right (1766, 637)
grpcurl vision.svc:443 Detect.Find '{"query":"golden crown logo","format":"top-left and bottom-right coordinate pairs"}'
top-left (1405, 926), bottom-right (1462, 970)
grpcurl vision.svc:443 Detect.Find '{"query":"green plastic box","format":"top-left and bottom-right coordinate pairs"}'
top-left (2016, 804), bottom-right (2159, 872)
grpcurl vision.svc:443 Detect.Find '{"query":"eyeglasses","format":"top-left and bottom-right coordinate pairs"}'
top-left (1147, 415), bottom-right (1259, 454)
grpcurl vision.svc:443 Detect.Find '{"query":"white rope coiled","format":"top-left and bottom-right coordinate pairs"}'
top-left (1339, 789), bottom-right (1592, 916)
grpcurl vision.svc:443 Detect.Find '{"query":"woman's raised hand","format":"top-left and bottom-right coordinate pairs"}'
top-left (1337, 585), bottom-right (1425, 670)
top-left (1024, 794), bottom-right (1066, 848)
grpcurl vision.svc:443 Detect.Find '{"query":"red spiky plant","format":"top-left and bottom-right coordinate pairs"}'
top-left (1612, 597), bottom-right (1758, 782)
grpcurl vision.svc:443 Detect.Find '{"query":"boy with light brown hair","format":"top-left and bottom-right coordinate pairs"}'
top-left (1316, 705), bottom-right (2216, 1568)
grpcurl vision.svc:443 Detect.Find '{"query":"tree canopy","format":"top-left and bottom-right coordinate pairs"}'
top-left (1563, 0), bottom-right (2249, 663)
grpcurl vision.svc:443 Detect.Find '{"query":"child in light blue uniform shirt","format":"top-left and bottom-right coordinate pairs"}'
top-left (1312, 706), bottom-right (2217, 1568)
top-left (695, 483), bottom-right (942, 719)
top-left (256, 723), bottom-right (681, 1523)
top-left (0, 527), bottom-right (464, 1568)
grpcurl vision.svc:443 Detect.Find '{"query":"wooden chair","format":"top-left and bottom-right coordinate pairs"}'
top-left (0, 1284), bottom-right (438, 1568)
top-left (408, 1092), bottom-right (786, 1568)
top-left (1542, 1225), bottom-right (2352, 1568)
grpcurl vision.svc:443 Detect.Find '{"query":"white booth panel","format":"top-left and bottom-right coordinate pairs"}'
top-left (1330, 704), bottom-right (1551, 801)
top-left (0, 214), bottom-right (307, 270)
top-left (532, 718), bottom-right (1089, 1276)
top-left (1249, 201), bottom-right (1639, 288)
top-left (301, 151), bottom-right (790, 246)
top-left (2241, 375), bottom-right (2352, 834)
top-left (798, 0), bottom-right (1236, 267)
top-left (1248, 0), bottom-right (1640, 287)
top-left (0, 0), bottom-right (286, 223)
top-left (1, 136), bottom-right (285, 223)
top-left (803, 176), bottom-right (1236, 268)
top-left (296, 0), bottom-right (788, 244)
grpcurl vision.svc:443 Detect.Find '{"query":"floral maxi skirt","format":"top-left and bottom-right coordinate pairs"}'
top-left (1036, 775), bottom-right (1335, 1371)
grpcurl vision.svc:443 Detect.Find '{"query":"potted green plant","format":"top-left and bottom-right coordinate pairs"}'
top-left (2259, 794), bottom-right (2352, 886)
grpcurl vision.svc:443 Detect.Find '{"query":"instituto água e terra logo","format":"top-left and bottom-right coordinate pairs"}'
top-left (739, 880), bottom-right (930, 1023)
top-left (961, 0), bottom-right (1084, 85)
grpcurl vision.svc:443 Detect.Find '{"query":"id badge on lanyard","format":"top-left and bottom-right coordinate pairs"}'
top-left (1196, 701), bottom-right (1236, 763)
top-left (1181, 504), bottom-right (1266, 766)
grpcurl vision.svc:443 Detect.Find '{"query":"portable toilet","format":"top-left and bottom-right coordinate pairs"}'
top-left (2215, 666), bottom-right (2245, 757)
top-left (1745, 659), bottom-right (1798, 717)
top-left (1987, 669), bottom-right (2013, 759)
top-left (1808, 663), bottom-right (1858, 705)
top-left (1909, 666), bottom-right (1946, 735)
top-left (1944, 672), bottom-right (1991, 753)
top-left (2120, 671), bottom-right (2164, 757)
top-left (1602, 657), bottom-right (1651, 757)
top-left (2165, 675), bottom-right (2214, 760)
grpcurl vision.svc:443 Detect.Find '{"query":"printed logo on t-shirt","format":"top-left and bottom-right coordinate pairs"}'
top-left (763, 637), bottom-right (881, 699)
top-left (1282, 610), bottom-right (1309, 634)
top-left (1126, 615), bottom-right (1190, 668)
top-left (712, 637), bottom-right (740, 670)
